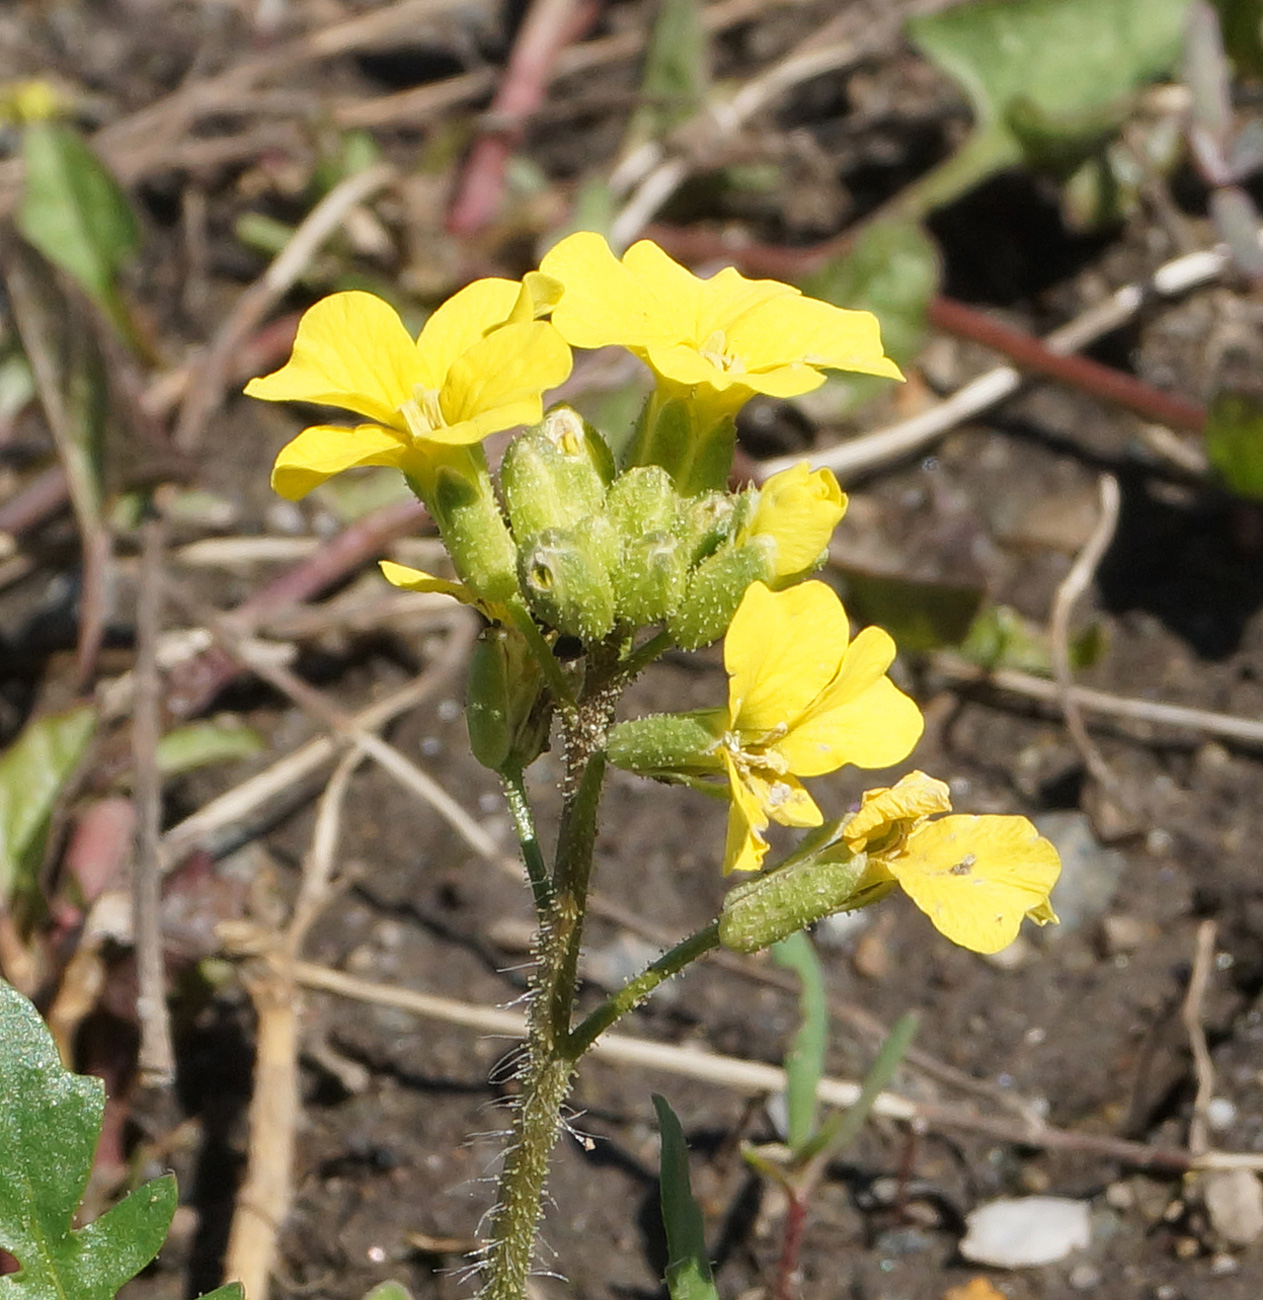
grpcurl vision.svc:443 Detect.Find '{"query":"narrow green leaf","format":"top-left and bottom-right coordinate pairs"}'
top-left (1213, 0), bottom-right (1263, 76)
top-left (770, 931), bottom-right (827, 1153)
top-left (1205, 390), bottom-right (1263, 501)
top-left (652, 1095), bottom-right (719, 1300)
top-left (196, 1287), bottom-right (245, 1300)
top-left (0, 979), bottom-right (177, 1298)
top-left (798, 1012), bottom-right (919, 1167)
top-left (17, 121), bottom-right (140, 336)
top-left (635, 0), bottom-right (709, 139)
top-left (155, 721), bottom-right (264, 778)
top-left (0, 706), bottom-right (97, 907)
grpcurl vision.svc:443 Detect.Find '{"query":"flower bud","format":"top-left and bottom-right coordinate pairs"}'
top-left (615, 531), bottom-right (687, 627)
top-left (718, 827), bottom-right (883, 953)
top-left (501, 407), bottom-right (612, 540)
top-left (518, 519), bottom-right (617, 642)
top-left (737, 463), bottom-right (847, 580)
top-left (466, 625), bottom-right (551, 772)
top-left (605, 465), bottom-right (679, 536)
top-left (674, 491), bottom-right (738, 567)
top-left (606, 711), bottom-right (722, 777)
top-left (667, 545), bottom-right (773, 650)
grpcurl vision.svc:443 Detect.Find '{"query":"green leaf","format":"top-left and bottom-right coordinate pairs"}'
top-left (800, 217), bottom-right (940, 418)
top-left (838, 567), bottom-right (985, 654)
top-left (1205, 390), bottom-right (1263, 500)
top-left (770, 931), bottom-right (827, 1153)
top-left (634, 0), bottom-right (709, 141)
top-left (0, 706), bottom-right (97, 910)
top-left (155, 720), bottom-right (264, 778)
top-left (652, 1095), bottom-right (718, 1300)
top-left (0, 979), bottom-right (177, 1298)
top-left (1213, 0), bottom-right (1263, 76)
top-left (196, 1287), bottom-right (245, 1300)
top-left (905, 0), bottom-right (1191, 212)
top-left (797, 1012), bottom-right (919, 1167)
top-left (17, 122), bottom-right (140, 338)
top-left (361, 1284), bottom-right (413, 1300)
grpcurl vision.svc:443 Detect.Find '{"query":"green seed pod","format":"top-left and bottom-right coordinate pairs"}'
top-left (519, 522), bottom-right (617, 643)
top-left (615, 531), bottom-right (687, 627)
top-left (667, 544), bottom-right (773, 650)
top-left (465, 625), bottom-right (551, 772)
top-left (605, 465), bottom-right (679, 536)
top-left (719, 832), bottom-right (878, 953)
top-left (606, 711), bottom-right (723, 777)
top-left (501, 407), bottom-right (612, 540)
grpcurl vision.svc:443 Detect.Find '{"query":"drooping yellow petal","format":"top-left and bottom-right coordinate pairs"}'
top-left (379, 560), bottom-right (475, 602)
top-left (725, 581), bottom-right (851, 736)
top-left (843, 771), bottom-right (952, 849)
top-left (776, 625), bottom-right (920, 775)
top-left (725, 294), bottom-right (904, 383)
top-left (271, 423), bottom-right (409, 499)
top-left (245, 292), bottom-right (419, 426)
top-left (439, 321), bottom-right (572, 430)
top-left (722, 751), bottom-right (772, 874)
top-left (413, 278), bottom-right (523, 390)
top-left (742, 463), bottom-right (847, 579)
top-left (883, 815), bottom-right (1061, 954)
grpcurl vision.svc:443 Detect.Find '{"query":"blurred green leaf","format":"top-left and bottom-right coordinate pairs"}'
top-left (801, 218), bottom-right (940, 417)
top-left (312, 466), bottom-right (412, 524)
top-left (770, 931), bottom-right (827, 1153)
top-left (0, 706), bottom-right (97, 911)
top-left (361, 1284), bottom-right (413, 1300)
top-left (0, 978), bottom-right (177, 1299)
top-left (652, 1095), bottom-right (718, 1300)
top-left (196, 1288), bottom-right (245, 1300)
top-left (1213, 0), bottom-right (1263, 76)
top-left (17, 121), bottom-right (140, 339)
top-left (839, 567), bottom-right (985, 654)
top-left (0, 352), bottom-right (35, 425)
top-left (1205, 390), bottom-right (1263, 500)
top-left (634, 0), bottom-right (709, 142)
top-left (905, 0), bottom-right (1191, 212)
top-left (155, 720), bottom-right (264, 778)
top-left (958, 603), bottom-right (1105, 674)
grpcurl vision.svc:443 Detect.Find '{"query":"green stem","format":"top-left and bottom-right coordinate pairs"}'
top-left (566, 921), bottom-right (720, 1058)
top-left (618, 628), bottom-right (673, 682)
top-left (500, 767), bottom-right (552, 916)
top-left (506, 600), bottom-right (574, 707)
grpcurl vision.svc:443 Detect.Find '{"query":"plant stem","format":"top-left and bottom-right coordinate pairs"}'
top-left (618, 628), bottom-right (673, 683)
top-left (567, 921), bottom-right (720, 1058)
top-left (500, 767), bottom-right (552, 916)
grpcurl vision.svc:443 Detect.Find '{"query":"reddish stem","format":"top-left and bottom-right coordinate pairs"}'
top-left (447, 0), bottom-right (601, 235)
top-left (775, 1187), bottom-right (810, 1300)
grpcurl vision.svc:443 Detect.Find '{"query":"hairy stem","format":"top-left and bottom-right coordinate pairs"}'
top-left (501, 767), bottom-right (552, 916)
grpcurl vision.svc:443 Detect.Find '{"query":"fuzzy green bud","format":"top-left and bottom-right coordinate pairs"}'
top-left (501, 407), bottom-right (613, 540)
top-left (667, 544), bottom-right (774, 650)
top-left (606, 711), bottom-right (722, 777)
top-left (519, 518), bottom-right (617, 642)
top-left (605, 465), bottom-right (679, 536)
top-left (465, 625), bottom-right (551, 772)
top-left (718, 825), bottom-right (881, 953)
top-left (616, 531), bottom-right (687, 627)
top-left (674, 491), bottom-right (738, 567)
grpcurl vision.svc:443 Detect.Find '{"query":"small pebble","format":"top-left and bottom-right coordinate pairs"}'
top-left (1069, 1263), bottom-right (1102, 1290)
top-left (1206, 1097), bottom-right (1238, 1132)
top-left (1203, 1169), bottom-right (1263, 1246)
top-left (959, 1196), bottom-right (1091, 1267)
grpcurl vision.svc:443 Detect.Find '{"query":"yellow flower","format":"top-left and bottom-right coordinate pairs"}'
top-left (738, 462), bottom-right (847, 580)
top-left (719, 581), bottom-right (923, 874)
top-left (846, 772), bottom-right (1061, 954)
top-left (245, 277), bottom-right (571, 500)
top-left (539, 232), bottom-right (902, 400)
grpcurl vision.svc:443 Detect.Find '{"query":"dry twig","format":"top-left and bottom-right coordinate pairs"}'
top-left (1181, 919), bottom-right (1220, 1160)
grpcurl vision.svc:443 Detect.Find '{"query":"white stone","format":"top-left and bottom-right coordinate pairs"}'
top-left (959, 1196), bottom-right (1092, 1267)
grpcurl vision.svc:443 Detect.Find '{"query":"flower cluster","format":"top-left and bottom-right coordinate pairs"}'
top-left (247, 231), bottom-right (1060, 954)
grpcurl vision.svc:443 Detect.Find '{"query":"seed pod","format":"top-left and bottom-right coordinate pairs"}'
top-left (465, 625), bottom-right (550, 772)
top-left (606, 712), bottom-right (722, 777)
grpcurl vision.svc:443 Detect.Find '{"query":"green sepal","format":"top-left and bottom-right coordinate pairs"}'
top-left (616, 531), bottom-right (688, 627)
top-left (667, 544), bottom-right (772, 650)
top-left (605, 465), bottom-right (680, 536)
top-left (719, 824), bottom-right (880, 954)
top-left (674, 491), bottom-right (738, 567)
top-left (626, 393), bottom-right (738, 495)
top-left (519, 520), bottom-right (617, 642)
top-left (501, 407), bottom-right (613, 540)
top-left (606, 711), bottom-right (723, 778)
top-left (465, 625), bottom-right (551, 773)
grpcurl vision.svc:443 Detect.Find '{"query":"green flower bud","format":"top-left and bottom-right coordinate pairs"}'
top-left (718, 826), bottom-right (881, 953)
top-left (667, 544), bottom-right (773, 649)
top-left (615, 531), bottom-right (687, 627)
top-left (605, 465), bottom-right (679, 536)
top-left (466, 625), bottom-right (551, 773)
top-left (501, 406), bottom-right (613, 540)
top-left (674, 491), bottom-right (738, 567)
top-left (606, 711), bottom-right (722, 777)
top-left (519, 519), bottom-right (617, 642)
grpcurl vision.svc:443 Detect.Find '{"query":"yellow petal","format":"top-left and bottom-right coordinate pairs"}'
top-left (641, 342), bottom-right (744, 390)
top-left (414, 278), bottom-right (522, 389)
top-left (379, 560), bottom-right (472, 601)
top-left (440, 321), bottom-right (572, 429)
top-left (726, 294), bottom-right (903, 382)
top-left (245, 292), bottom-right (418, 426)
top-left (884, 815), bottom-right (1062, 955)
top-left (725, 581), bottom-right (851, 737)
top-left (722, 751), bottom-right (771, 874)
top-left (843, 771), bottom-right (952, 848)
top-left (743, 463), bottom-right (847, 578)
top-left (780, 670), bottom-right (924, 777)
top-left (271, 423), bottom-right (408, 499)
top-left (695, 265), bottom-right (799, 340)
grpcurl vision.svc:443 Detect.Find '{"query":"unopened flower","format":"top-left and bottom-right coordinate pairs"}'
top-left (737, 462), bottom-right (847, 580)
top-left (718, 581), bottom-right (922, 874)
top-left (540, 232), bottom-right (901, 401)
top-left (246, 278), bottom-right (570, 499)
top-left (846, 771), bottom-right (1061, 954)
